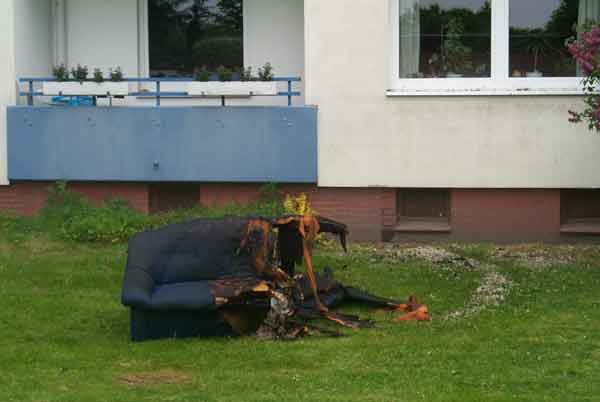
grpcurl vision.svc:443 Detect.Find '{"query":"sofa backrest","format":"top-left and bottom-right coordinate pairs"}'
top-left (127, 217), bottom-right (256, 285)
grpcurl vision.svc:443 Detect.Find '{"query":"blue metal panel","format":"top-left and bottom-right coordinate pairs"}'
top-left (7, 106), bottom-right (318, 183)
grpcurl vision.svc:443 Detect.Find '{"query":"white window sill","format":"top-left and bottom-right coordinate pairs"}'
top-left (387, 88), bottom-right (585, 97)
top-left (387, 78), bottom-right (585, 97)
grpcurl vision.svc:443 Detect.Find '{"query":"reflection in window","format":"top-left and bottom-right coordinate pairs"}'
top-left (399, 0), bottom-right (491, 78)
top-left (149, 0), bottom-right (243, 77)
top-left (510, 0), bottom-right (600, 78)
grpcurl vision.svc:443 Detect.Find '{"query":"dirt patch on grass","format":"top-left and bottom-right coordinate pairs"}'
top-left (119, 369), bottom-right (192, 387)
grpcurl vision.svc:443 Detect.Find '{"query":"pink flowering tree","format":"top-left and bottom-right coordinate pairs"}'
top-left (567, 23), bottom-right (600, 131)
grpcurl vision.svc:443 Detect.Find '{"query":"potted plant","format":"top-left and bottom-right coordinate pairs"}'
top-left (441, 18), bottom-right (473, 78)
top-left (43, 64), bottom-right (129, 96)
top-left (516, 29), bottom-right (553, 77)
top-left (187, 62), bottom-right (278, 97)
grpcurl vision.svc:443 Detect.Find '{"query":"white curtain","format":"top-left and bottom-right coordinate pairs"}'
top-left (579, 0), bottom-right (600, 26)
top-left (577, 0), bottom-right (600, 75)
top-left (399, 0), bottom-right (421, 78)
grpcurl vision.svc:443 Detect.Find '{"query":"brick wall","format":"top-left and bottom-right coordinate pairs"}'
top-left (0, 182), bottom-right (150, 216)
top-left (451, 189), bottom-right (562, 242)
top-left (199, 184), bottom-right (395, 241)
top-left (2, 182), bottom-right (587, 243)
top-left (68, 182), bottom-right (150, 214)
top-left (0, 185), bottom-right (19, 214)
top-left (0, 182), bottom-right (51, 216)
top-left (0, 182), bottom-right (393, 241)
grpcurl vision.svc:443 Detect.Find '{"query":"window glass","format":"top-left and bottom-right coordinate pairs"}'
top-left (399, 0), bottom-right (491, 78)
top-left (509, 0), bottom-right (599, 78)
top-left (149, 0), bottom-right (243, 77)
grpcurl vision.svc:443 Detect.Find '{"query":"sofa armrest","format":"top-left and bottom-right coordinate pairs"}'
top-left (121, 266), bottom-right (155, 309)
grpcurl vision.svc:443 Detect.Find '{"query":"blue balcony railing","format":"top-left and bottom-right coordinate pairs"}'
top-left (9, 76), bottom-right (316, 184)
top-left (19, 76), bottom-right (302, 107)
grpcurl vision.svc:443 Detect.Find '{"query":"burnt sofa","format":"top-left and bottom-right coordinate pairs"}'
top-left (121, 217), bottom-right (258, 341)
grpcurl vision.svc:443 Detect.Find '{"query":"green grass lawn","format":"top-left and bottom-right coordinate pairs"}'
top-left (1, 225), bottom-right (599, 401)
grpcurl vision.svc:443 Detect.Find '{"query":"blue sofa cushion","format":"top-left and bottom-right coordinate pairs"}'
top-left (149, 281), bottom-right (215, 311)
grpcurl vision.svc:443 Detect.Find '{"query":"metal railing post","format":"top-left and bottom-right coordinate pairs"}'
top-left (287, 80), bottom-right (292, 106)
top-left (156, 81), bottom-right (161, 107)
top-left (28, 81), bottom-right (34, 106)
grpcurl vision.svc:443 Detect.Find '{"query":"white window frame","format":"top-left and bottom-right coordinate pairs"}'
top-left (388, 0), bottom-right (585, 96)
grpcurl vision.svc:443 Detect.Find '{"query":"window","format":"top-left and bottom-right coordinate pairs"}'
top-left (148, 0), bottom-right (243, 77)
top-left (390, 0), bottom-right (600, 95)
top-left (510, 0), bottom-right (583, 78)
top-left (399, 0), bottom-right (491, 79)
top-left (560, 190), bottom-right (600, 234)
top-left (396, 189), bottom-right (451, 232)
top-left (150, 183), bottom-right (200, 213)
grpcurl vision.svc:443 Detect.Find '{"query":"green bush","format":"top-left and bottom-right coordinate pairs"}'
top-left (60, 199), bottom-right (148, 244)
top-left (31, 182), bottom-right (287, 244)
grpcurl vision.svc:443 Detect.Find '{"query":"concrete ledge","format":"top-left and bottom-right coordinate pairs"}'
top-left (560, 222), bottom-right (600, 235)
top-left (394, 220), bottom-right (451, 233)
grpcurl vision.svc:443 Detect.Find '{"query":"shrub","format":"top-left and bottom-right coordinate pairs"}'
top-left (109, 67), bottom-right (124, 82)
top-left (52, 64), bottom-right (69, 82)
top-left (93, 68), bottom-right (104, 83)
top-left (35, 183), bottom-right (288, 244)
top-left (60, 199), bottom-right (148, 244)
top-left (195, 66), bottom-right (212, 82)
top-left (217, 65), bottom-right (233, 82)
top-left (240, 67), bottom-right (255, 82)
top-left (40, 182), bottom-right (91, 228)
top-left (566, 23), bottom-right (600, 132)
top-left (258, 62), bottom-right (274, 81)
top-left (71, 64), bottom-right (89, 82)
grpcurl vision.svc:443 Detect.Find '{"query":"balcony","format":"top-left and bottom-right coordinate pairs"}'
top-left (7, 77), bottom-right (317, 183)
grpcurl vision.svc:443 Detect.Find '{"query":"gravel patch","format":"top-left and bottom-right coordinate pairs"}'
top-left (443, 271), bottom-right (511, 320)
top-left (371, 244), bottom-right (482, 270)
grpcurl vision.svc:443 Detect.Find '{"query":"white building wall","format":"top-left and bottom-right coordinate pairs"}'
top-left (0, 0), bottom-right (16, 185)
top-left (66, 0), bottom-right (139, 77)
top-left (15, 0), bottom-right (53, 78)
top-left (244, 0), bottom-right (305, 104)
top-left (305, 0), bottom-right (600, 189)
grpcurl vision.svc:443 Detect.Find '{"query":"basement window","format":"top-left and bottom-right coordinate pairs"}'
top-left (396, 189), bottom-right (451, 232)
top-left (150, 183), bottom-right (200, 214)
top-left (560, 190), bottom-right (600, 234)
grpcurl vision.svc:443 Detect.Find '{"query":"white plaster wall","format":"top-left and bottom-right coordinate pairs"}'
top-left (0, 0), bottom-right (16, 185)
top-left (14, 0), bottom-right (53, 107)
top-left (244, 0), bottom-right (305, 104)
top-left (305, 0), bottom-right (600, 188)
top-left (66, 0), bottom-right (139, 77)
top-left (15, 0), bottom-right (53, 78)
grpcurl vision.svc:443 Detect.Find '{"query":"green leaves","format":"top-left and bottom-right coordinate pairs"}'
top-left (33, 182), bottom-right (286, 244)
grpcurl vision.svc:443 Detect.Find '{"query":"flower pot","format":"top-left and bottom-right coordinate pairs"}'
top-left (526, 71), bottom-right (543, 78)
top-left (42, 81), bottom-right (129, 96)
top-left (187, 81), bottom-right (278, 96)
